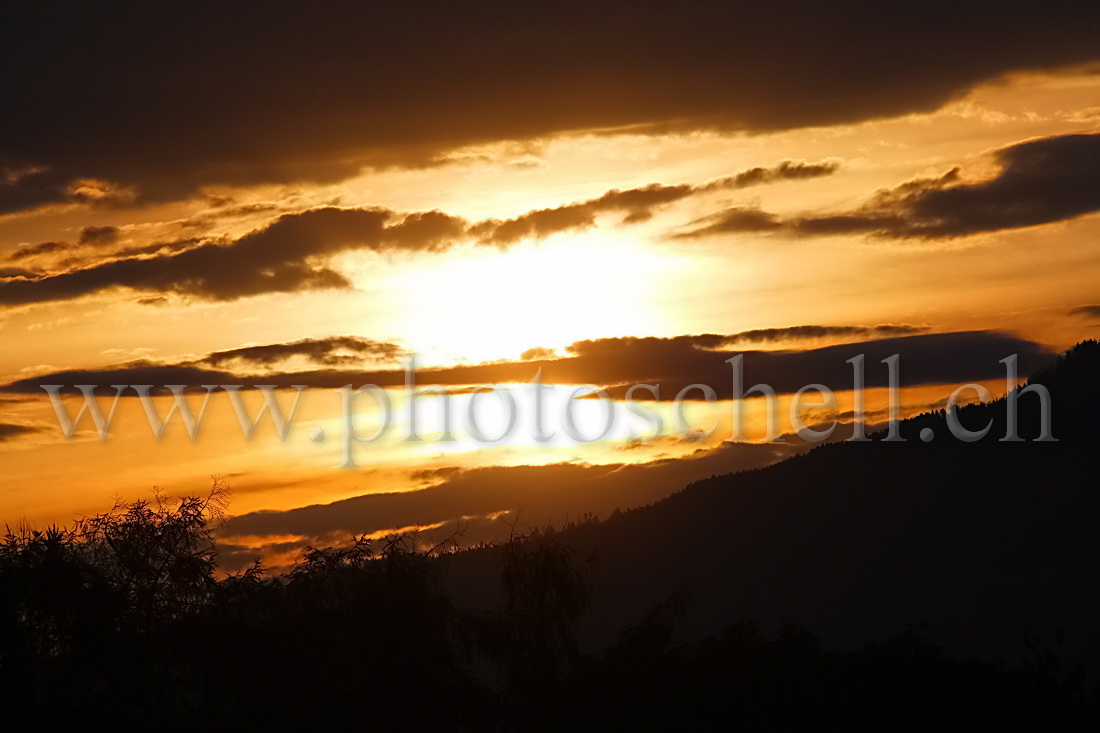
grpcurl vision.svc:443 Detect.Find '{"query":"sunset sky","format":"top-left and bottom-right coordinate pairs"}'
top-left (3, 4), bottom-right (1100, 570)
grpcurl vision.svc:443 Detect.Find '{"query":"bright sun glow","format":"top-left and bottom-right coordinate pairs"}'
top-left (381, 231), bottom-right (677, 363)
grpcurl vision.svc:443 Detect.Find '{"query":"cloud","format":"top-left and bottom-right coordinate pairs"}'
top-left (9, 241), bottom-right (70, 261)
top-left (701, 160), bottom-right (842, 191)
top-left (721, 324), bottom-right (926, 344)
top-left (555, 331), bottom-right (1052, 400)
top-left (219, 440), bottom-right (804, 568)
top-left (677, 133), bottom-right (1100, 240)
top-left (0, 161), bottom-right (831, 307)
top-left (3, 4), bottom-right (1098, 212)
top-left (201, 336), bottom-right (406, 369)
top-left (471, 160), bottom-right (839, 245)
top-left (520, 347), bottom-right (558, 361)
top-left (8, 226), bottom-right (121, 265)
top-left (0, 169), bottom-right (140, 214)
top-left (0, 207), bottom-right (465, 305)
top-left (0, 423), bottom-right (41, 443)
top-left (1069, 304), bottom-right (1100, 319)
top-left (0, 330), bottom-right (1051, 400)
top-left (0, 334), bottom-right (410, 394)
top-left (78, 225), bottom-right (120, 246)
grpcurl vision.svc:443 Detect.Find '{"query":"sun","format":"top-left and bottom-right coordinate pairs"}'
top-left (383, 230), bottom-right (676, 364)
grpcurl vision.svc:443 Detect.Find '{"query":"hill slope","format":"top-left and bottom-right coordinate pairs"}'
top-left (451, 341), bottom-right (1100, 668)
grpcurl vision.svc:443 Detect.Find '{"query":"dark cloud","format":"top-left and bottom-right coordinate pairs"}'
top-left (520, 347), bottom-right (558, 361)
top-left (78, 225), bottom-right (120, 246)
top-left (676, 206), bottom-right (784, 237)
top-left (702, 160), bottom-right (842, 191)
top-left (201, 336), bottom-right (406, 369)
top-left (678, 133), bottom-right (1100, 240)
top-left (7, 226), bottom-right (119, 264)
top-left (0, 335), bottom-right (408, 394)
top-left (3, 4), bottom-right (1097, 212)
top-left (220, 440), bottom-right (804, 566)
top-left (722, 324), bottom-right (927, 344)
top-left (470, 202), bottom-right (606, 247)
top-left (13, 240), bottom-right (183, 273)
top-left (1, 330), bottom-right (1052, 400)
top-left (0, 169), bottom-right (138, 214)
top-left (0, 207), bottom-right (464, 305)
top-left (560, 331), bottom-right (1052, 399)
top-left (471, 160), bottom-right (839, 245)
top-left (9, 241), bottom-right (70, 261)
top-left (2, 364), bottom-right (241, 395)
top-left (214, 401), bottom-right (921, 569)
top-left (0, 423), bottom-right (40, 443)
top-left (0, 162), bottom-right (829, 307)
top-left (1069, 304), bottom-right (1100, 319)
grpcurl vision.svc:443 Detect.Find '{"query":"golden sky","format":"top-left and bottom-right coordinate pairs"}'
top-left (3, 6), bottom-right (1100, 568)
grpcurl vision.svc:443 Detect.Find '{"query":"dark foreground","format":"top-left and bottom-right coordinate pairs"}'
top-left (3, 342), bottom-right (1099, 729)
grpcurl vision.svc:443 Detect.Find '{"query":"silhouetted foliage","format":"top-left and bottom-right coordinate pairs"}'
top-left (487, 525), bottom-right (596, 702)
top-left (554, 620), bottom-right (1098, 732)
top-left (0, 489), bottom-right (600, 727)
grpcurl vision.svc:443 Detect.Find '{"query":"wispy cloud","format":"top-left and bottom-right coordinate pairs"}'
top-left (677, 133), bottom-right (1100, 240)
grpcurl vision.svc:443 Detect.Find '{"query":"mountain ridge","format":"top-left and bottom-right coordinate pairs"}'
top-left (446, 340), bottom-right (1100, 669)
